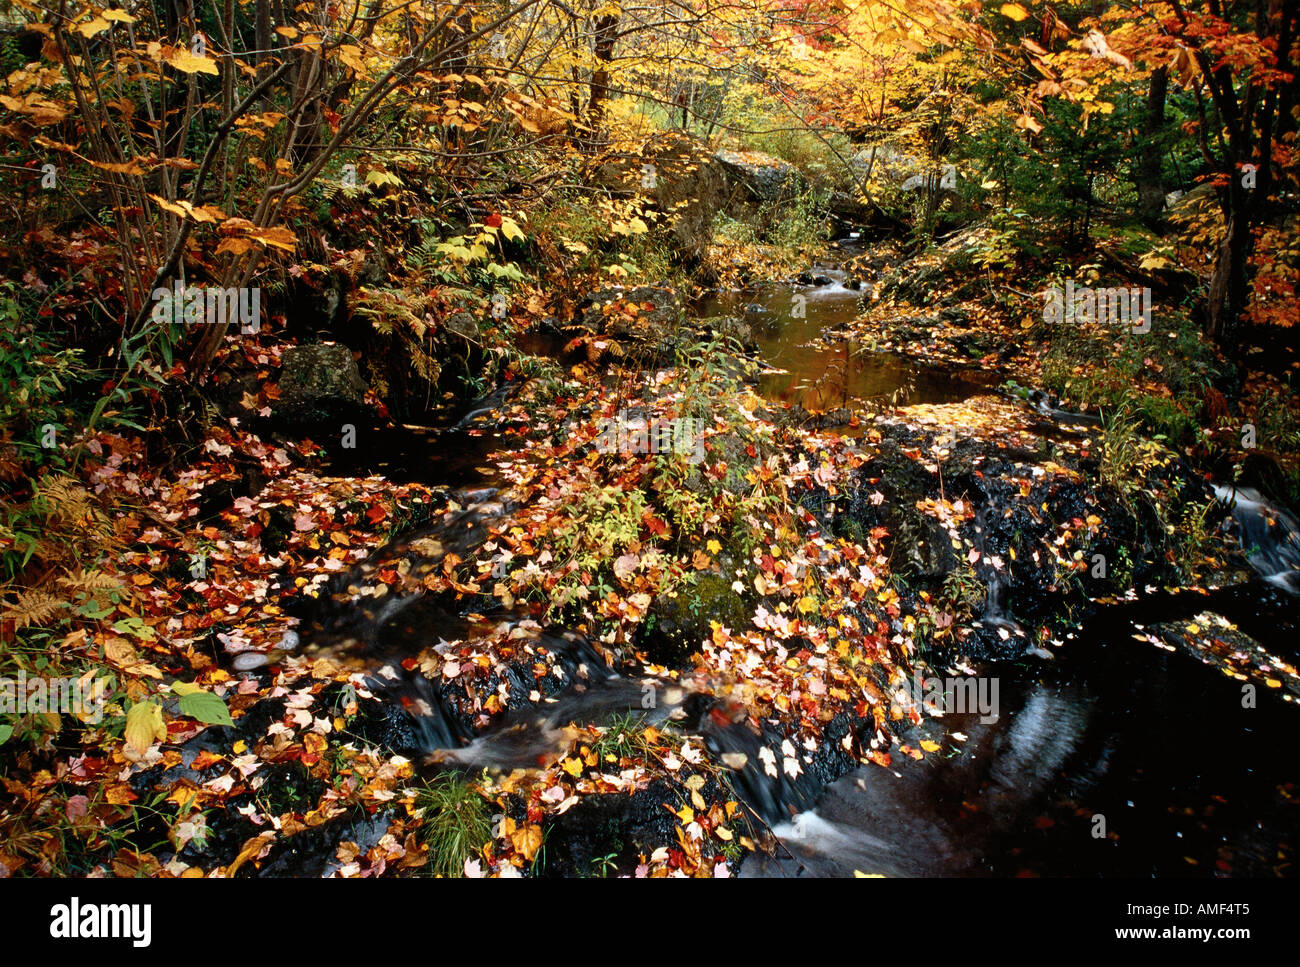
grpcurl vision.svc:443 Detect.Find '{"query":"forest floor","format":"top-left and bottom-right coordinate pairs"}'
top-left (3, 215), bottom-right (1298, 879)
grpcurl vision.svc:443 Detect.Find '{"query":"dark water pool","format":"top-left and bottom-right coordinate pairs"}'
top-left (745, 631), bottom-right (1299, 877)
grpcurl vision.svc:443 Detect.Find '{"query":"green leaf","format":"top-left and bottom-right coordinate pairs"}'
top-left (177, 690), bottom-right (234, 727)
top-left (0, 723), bottom-right (12, 745)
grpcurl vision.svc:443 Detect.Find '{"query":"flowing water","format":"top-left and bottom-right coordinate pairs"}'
top-left (747, 641), bottom-right (1297, 877)
top-left (304, 259), bottom-right (1300, 877)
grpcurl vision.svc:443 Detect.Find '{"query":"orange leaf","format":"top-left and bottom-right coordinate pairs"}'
top-left (509, 823), bottom-right (543, 861)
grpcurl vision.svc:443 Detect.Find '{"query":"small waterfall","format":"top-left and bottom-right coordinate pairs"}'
top-left (1214, 484), bottom-right (1300, 593)
top-left (743, 684), bottom-right (1092, 877)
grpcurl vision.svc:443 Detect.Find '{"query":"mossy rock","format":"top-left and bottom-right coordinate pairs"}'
top-left (274, 343), bottom-right (370, 428)
top-left (637, 573), bottom-right (751, 667)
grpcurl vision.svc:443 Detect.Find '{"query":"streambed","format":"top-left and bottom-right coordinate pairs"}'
top-left (275, 256), bottom-right (1300, 877)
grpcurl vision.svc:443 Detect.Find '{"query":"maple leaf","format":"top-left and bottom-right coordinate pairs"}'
top-left (245, 226), bottom-right (298, 252)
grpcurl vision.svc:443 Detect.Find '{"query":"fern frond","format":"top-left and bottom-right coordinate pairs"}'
top-left (1, 588), bottom-right (66, 629)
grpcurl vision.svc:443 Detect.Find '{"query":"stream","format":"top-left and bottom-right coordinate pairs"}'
top-left (298, 255), bottom-right (1300, 877)
top-left (694, 252), bottom-right (993, 412)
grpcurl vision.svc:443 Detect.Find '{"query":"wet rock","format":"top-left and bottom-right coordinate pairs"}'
top-left (841, 437), bottom-right (955, 580)
top-left (637, 573), bottom-right (752, 667)
top-left (796, 271), bottom-right (836, 287)
top-left (256, 808), bottom-right (393, 877)
top-left (830, 415), bottom-right (1214, 661)
top-left (767, 404), bottom-right (857, 430)
top-left (694, 314), bottom-right (755, 350)
top-left (274, 343), bottom-right (370, 428)
top-left (575, 285), bottom-right (687, 364)
top-left (534, 778), bottom-right (683, 877)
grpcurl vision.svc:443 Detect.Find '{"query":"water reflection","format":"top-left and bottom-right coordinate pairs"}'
top-left (747, 639), bottom-right (1298, 877)
top-left (694, 269), bottom-right (992, 412)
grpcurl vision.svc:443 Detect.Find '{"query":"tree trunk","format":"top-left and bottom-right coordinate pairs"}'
top-left (584, 14), bottom-right (619, 151)
top-left (1137, 66), bottom-right (1168, 221)
top-left (1206, 206), bottom-right (1252, 348)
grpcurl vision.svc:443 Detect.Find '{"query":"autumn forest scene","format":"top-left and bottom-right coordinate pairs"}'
top-left (0, 0), bottom-right (1298, 894)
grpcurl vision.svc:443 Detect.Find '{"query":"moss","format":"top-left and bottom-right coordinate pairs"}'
top-left (637, 572), bottom-right (751, 667)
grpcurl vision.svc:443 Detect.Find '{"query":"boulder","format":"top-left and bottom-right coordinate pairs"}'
top-left (714, 149), bottom-right (801, 203)
top-left (577, 285), bottom-right (686, 363)
top-left (695, 314), bottom-right (755, 350)
top-left (826, 413), bottom-right (1213, 660)
top-left (275, 343), bottom-right (369, 427)
top-left (443, 310), bottom-right (479, 341)
top-left (594, 132), bottom-right (726, 259)
top-left (636, 572), bottom-right (751, 667)
top-left (849, 144), bottom-right (925, 186)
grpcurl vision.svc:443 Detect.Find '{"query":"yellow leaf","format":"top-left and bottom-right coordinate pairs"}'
top-left (919, 739), bottom-right (941, 752)
top-left (124, 701), bottom-right (165, 755)
top-left (561, 757), bottom-right (582, 777)
top-left (797, 595), bottom-right (818, 614)
top-left (103, 9), bottom-right (137, 23)
top-left (336, 44), bottom-right (366, 73)
top-left (148, 194), bottom-right (221, 223)
top-left (674, 805), bottom-right (694, 823)
top-left (90, 159), bottom-right (147, 176)
top-left (706, 539), bottom-right (722, 555)
top-left (1000, 3), bottom-right (1030, 21)
top-left (215, 237), bottom-right (256, 256)
top-left (167, 49), bottom-right (219, 76)
top-left (1016, 113), bottom-right (1043, 134)
top-left (78, 17), bottom-right (111, 38)
top-left (245, 225), bottom-right (298, 252)
top-left (499, 216), bottom-right (525, 242)
top-left (225, 832), bottom-right (275, 876)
